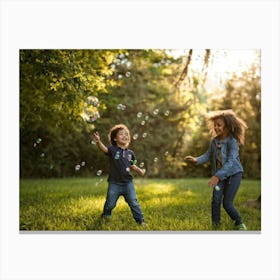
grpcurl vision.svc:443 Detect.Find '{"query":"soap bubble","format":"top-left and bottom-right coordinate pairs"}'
top-left (137, 112), bottom-right (143, 118)
top-left (95, 178), bottom-right (104, 186)
top-left (126, 167), bottom-right (130, 172)
top-left (139, 162), bottom-right (145, 168)
top-left (142, 132), bottom-right (147, 138)
top-left (164, 151), bottom-right (169, 156)
top-left (145, 115), bottom-right (149, 121)
top-left (141, 120), bottom-right (145, 126)
top-left (40, 153), bottom-right (45, 158)
top-left (118, 74), bottom-right (123, 79)
top-left (153, 157), bottom-right (158, 162)
top-left (91, 140), bottom-right (97, 145)
top-left (75, 164), bottom-right (81, 171)
top-left (153, 108), bottom-right (159, 115)
top-left (84, 111), bottom-right (100, 123)
top-left (126, 61), bottom-right (132, 68)
top-left (86, 96), bottom-right (99, 107)
top-left (133, 133), bottom-right (139, 140)
top-left (125, 72), bottom-right (131, 77)
top-left (81, 161), bottom-right (86, 166)
top-left (96, 170), bottom-right (103, 176)
top-left (164, 110), bottom-right (170, 116)
top-left (83, 96), bottom-right (100, 123)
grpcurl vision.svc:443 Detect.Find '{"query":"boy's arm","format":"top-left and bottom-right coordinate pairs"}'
top-left (130, 164), bottom-right (146, 176)
top-left (93, 132), bottom-right (108, 154)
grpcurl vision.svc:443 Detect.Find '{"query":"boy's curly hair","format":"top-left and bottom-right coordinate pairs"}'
top-left (108, 124), bottom-right (131, 146)
top-left (206, 109), bottom-right (248, 145)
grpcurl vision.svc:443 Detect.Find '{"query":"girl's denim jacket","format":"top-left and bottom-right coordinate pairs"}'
top-left (196, 135), bottom-right (243, 181)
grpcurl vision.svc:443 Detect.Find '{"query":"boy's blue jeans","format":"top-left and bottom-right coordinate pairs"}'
top-left (212, 172), bottom-right (243, 226)
top-left (102, 181), bottom-right (144, 223)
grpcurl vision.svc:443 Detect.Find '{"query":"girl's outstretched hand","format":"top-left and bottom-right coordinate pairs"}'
top-left (184, 155), bottom-right (197, 163)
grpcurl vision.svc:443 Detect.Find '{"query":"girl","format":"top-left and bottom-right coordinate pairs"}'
top-left (185, 110), bottom-right (248, 230)
top-left (93, 124), bottom-right (146, 226)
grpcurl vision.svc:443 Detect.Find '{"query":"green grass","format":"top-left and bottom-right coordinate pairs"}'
top-left (20, 177), bottom-right (261, 231)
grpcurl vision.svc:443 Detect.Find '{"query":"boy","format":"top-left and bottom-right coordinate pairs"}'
top-left (93, 124), bottom-right (146, 226)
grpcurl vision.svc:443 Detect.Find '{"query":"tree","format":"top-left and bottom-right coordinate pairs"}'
top-left (20, 49), bottom-right (119, 177)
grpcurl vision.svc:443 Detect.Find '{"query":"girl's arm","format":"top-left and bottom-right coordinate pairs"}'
top-left (92, 132), bottom-right (108, 154)
top-left (195, 143), bottom-right (212, 165)
top-left (185, 142), bottom-right (213, 165)
top-left (184, 155), bottom-right (197, 163)
top-left (130, 164), bottom-right (146, 176)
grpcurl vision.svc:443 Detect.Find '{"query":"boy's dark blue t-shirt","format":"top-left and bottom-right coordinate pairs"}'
top-left (105, 145), bottom-right (136, 183)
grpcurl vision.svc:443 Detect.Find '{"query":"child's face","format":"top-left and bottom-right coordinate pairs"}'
top-left (114, 129), bottom-right (130, 146)
top-left (214, 118), bottom-right (227, 139)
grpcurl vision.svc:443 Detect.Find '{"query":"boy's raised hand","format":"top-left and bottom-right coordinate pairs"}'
top-left (93, 131), bottom-right (100, 143)
top-left (92, 132), bottom-right (108, 153)
top-left (184, 155), bottom-right (197, 163)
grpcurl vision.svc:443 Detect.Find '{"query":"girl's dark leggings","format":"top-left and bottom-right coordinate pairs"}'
top-left (212, 172), bottom-right (243, 225)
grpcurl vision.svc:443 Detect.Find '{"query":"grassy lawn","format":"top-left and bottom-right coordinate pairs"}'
top-left (20, 177), bottom-right (261, 231)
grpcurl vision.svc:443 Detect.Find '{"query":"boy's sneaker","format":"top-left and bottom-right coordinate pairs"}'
top-left (235, 223), bottom-right (247, 230)
top-left (211, 223), bottom-right (220, 230)
top-left (138, 221), bottom-right (147, 227)
top-left (101, 214), bottom-right (111, 220)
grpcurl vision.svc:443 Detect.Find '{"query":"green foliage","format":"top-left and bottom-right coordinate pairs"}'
top-left (20, 49), bottom-right (119, 177)
top-left (20, 49), bottom-right (261, 179)
top-left (20, 178), bottom-right (261, 231)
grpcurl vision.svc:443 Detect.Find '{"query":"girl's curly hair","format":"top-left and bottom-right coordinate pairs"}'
top-left (108, 124), bottom-right (131, 146)
top-left (206, 109), bottom-right (248, 145)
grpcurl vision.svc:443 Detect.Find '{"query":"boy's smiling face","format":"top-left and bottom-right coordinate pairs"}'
top-left (114, 129), bottom-right (130, 147)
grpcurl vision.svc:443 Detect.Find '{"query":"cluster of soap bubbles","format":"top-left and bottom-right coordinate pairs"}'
top-left (83, 96), bottom-right (100, 123)
top-left (130, 107), bottom-right (171, 144)
top-left (88, 98), bottom-right (173, 179)
top-left (33, 137), bottom-right (42, 147)
top-left (75, 161), bottom-right (103, 176)
top-left (75, 161), bottom-right (86, 171)
top-left (33, 137), bottom-right (46, 158)
top-left (132, 132), bottom-right (148, 140)
top-left (117, 104), bottom-right (126, 110)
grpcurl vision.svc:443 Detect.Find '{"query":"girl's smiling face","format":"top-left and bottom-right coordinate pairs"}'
top-left (214, 118), bottom-right (228, 140)
top-left (114, 129), bottom-right (130, 147)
